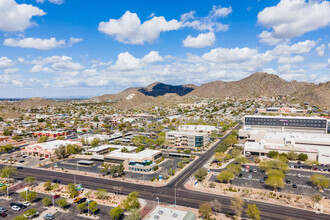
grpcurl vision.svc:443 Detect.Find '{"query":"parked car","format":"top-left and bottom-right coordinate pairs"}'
top-left (260, 179), bottom-right (264, 183)
top-left (252, 169), bottom-right (257, 173)
top-left (248, 174), bottom-right (252, 179)
top-left (17, 203), bottom-right (27, 209)
top-left (53, 179), bottom-right (61, 184)
top-left (297, 161), bottom-right (301, 165)
top-left (238, 173), bottom-right (243, 178)
top-left (18, 160), bottom-right (25, 163)
top-left (286, 179), bottom-right (291, 184)
top-left (23, 202), bottom-right (31, 207)
top-left (0, 212), bottom-right (7, 217)
top-left (39, 158), bottom-right (45, 160)
top-left (292, 184), bottom-right (297, 188)
top-left (0, 207), bottom-right (7, 212)
top-left (11, 206), bottom-right (20, 211)
top-left (77, 198), bottom-right (87, 204)
top-left (43, 214), bottom-right (55, 219)
top-left (10, 203), bottom-right (19, 207)
top-left (73, 197), bottom-right (82, 203)
top-left (53, 194), bottom-right (60, 199)
top-left (22, 155), bottom-right (29, 159)
top-left (297, 174), bottom-right (302, 178)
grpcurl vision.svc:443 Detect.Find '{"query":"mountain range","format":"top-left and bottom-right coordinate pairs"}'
top-left (91, 72), bottom-right (330, 109)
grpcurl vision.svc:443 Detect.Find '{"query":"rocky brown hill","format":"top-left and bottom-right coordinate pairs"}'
top-left (91, 72), bottom-right (330, 109)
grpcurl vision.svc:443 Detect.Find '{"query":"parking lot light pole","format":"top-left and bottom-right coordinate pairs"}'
top-left (88, 202), bottom-right (90, 216)
top-left (6, 183), bottom-right (9, 198)
top-left (25, 187), bottom-right (29, 202)
top-left (51, 192), bottom-right (55, 207)
top-left (156, 197), bottom-right (159, 206)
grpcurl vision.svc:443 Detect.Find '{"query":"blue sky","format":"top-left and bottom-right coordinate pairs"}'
top-left (0, 0), bottom-right (329, 98)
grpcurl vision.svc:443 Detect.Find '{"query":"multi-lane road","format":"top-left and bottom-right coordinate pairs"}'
top-left (1, 125), bottom-right (329, 220)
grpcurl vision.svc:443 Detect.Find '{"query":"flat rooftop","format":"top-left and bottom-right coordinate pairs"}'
top-left (144, 205), bottom-right (196, 220)
top-left (29, 140), bottom-right (80, 150)
top-left (166, 130), bottom-right (208, 136)
top-left (245, 115), bottom-right (327, 120)
top-left (105, 149), bottom-right (161, 160)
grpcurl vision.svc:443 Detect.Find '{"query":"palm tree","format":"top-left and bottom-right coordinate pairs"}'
top-left (100, 163), bottom-right (111, 175)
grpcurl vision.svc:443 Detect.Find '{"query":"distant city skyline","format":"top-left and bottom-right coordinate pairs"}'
top-left (0, 0), bottom-right (329, 98)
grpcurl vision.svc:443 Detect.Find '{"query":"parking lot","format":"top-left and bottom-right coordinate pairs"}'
top-left (0, 152), bottom-right (50, 168)
top-left (41, 156), bottom-right (186, 181)
top-left (210, 164), bottom-right (330, 197)
top-left (0, 192), bottom-right (113, 219)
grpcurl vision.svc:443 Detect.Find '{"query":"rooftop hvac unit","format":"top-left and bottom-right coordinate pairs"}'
top-left (158, 210), bottom-right (163, 215)
top-left (173, 213), bottom-right (179, 218)
top-left (154, 215), bottom-right (160, 219)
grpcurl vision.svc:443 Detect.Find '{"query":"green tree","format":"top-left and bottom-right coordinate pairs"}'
top-left (268, 151), bottom-right (279, 158)
top-left (194, 168), bottom-right (208, 182)
top-left (231, 148), bottom-right (242, 158)
top-left (265, 175), bottom-right (285, 191)
top-left (56, 199), bottom-right (68, 209)
top-left (23, 207), bottom-right (35, 217)
top-left (298, 153), bottom-right (308, 161)
top-left (287, 151), bottom-right (298, 160)
top-left (91, 138), bottom-right (100, 148)
top-left (135, 145), bottom-right (145, 153)
top-left (67, 183), bottom-right (77, 198)
top-left (214, 152), bottom-right (225, 162)
top-left (54, 145), bottom-right (67, 159)
top-left (95, 188), bottom-right (107, 200)
top-left (38, 136), bottom-right (48, 143)
top-left (42, 197), bottom-right (52, 207)
top-left (109, 206), bottom-right (123, 220)
top-left (124, 208), bottom-right (142, 220)
top-left (217, 170), bottom-right (235, 183)
top-left (0, 166), bottom-right (17, 183)
top-left (24, 176), bottom-right (36, 185)
top-left (121, 147), bottom-right (129, 153)
top-left (44, 181), bottom-right (52, 191)
top-left (56, 136), bottom-right (65, 140)
top-left (78, 202), bottom-right (87, 214)
top-left (22, 191), bottom-right (37, 203)
top-left (230, 196), bottom-right (245, 218)
top-left (246, 204), bottom-right (261, 220)
top-left (310, 174), bottom-right (329, 190)
top-left (122, 191), bottom-right (140, 211)
top-left (89, 201), bottom-right (98, 216)
top-left (199, 202), bottom-right (213, 219)
top-left (168, 168), bottom-right (176, 176)
top-left (100, 163), bottom-right (111, 175)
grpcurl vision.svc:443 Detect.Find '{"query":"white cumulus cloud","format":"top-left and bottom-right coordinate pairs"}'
top-left (0, 0), bottom-right (46, 32)
top-left (183, 32), bottom-right (215, 48)
top-left (315, 44), bottom-right (325, 56)
top-left (98, 11), bottom-right (181, 44)
top-left (36, 0), bottom-right (64, 4)
top-left (278, 55), bottom-right (304, 64)
top-left (0, 57), bottom-right (15, 69)
top-left (258, 0), bottom-right (330, 44)
top-left (4, 67), bottom-right (19, 74)
top-left (4, 37), bottom-right (65, 50)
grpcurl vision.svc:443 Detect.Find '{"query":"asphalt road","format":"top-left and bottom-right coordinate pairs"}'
top-left (1, 124), bottom-right (330, 219)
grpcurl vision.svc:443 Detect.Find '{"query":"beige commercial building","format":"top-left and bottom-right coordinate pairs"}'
top-left (166, 130), bottom-right (209, 149)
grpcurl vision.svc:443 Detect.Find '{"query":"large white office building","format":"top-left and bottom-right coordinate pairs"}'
top-left (240, 115), bottom-right (330, 164)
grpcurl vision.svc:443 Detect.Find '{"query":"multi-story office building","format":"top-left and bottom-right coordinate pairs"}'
top-left (178, 125), bottom-right (219, 134)
top-left (165, 131), bottom-right (209, 149)
top-left (243, 115), bottom-right (328, 134)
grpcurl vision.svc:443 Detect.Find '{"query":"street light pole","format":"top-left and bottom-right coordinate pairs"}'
top-left (156, 197), bottom-right (159, 206)
top-left (175, 183), bottom-right (177, 207)
top-left (6, 184), bottom-right (9, 198)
